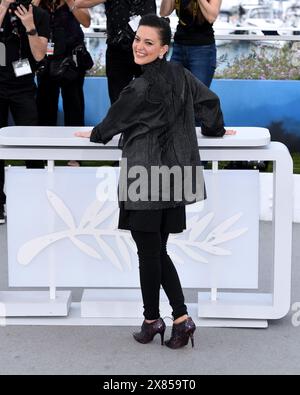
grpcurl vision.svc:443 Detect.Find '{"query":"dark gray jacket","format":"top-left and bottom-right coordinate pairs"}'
top-left (90, 58), bottom-right (225, 210)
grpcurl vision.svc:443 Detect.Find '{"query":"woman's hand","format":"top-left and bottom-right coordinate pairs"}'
top-left (14, 4), bottom-right (35, 31)
top-left (225, 129), bottom-right (237, 136)
top-left (0, 0), bottom-right (15, 10)
top-left (74, 131), bottom-right (92, 138)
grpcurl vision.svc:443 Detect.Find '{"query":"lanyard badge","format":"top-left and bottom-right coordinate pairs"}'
top-left (12, 58), bottom-right (32, 77)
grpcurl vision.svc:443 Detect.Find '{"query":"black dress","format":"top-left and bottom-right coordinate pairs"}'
top-left (118, 203), bottom-right (186, 234)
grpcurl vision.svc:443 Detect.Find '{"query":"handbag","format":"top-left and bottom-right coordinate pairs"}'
top-left (73, 44), bottom-right (94, 71)
top-left (49, 56), bottom-right (79, 82)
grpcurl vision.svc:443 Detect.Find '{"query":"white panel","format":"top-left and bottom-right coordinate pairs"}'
top-left (6, 167), bottom-right (259, 289)
top-left (260, 173), bottom-right (300, 223)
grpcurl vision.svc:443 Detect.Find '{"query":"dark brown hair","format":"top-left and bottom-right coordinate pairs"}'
top-left (138, 14), bottom-right (172, 46)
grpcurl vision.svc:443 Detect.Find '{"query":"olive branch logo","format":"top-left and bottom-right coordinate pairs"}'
top-left (17, 190), bottom-right (248, 270)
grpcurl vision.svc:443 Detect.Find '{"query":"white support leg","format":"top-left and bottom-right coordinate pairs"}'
top-left (211, 288), bottom-right (218, 302)
top-left (47, 160), bottom-right (56, 301)
top-left (210, 161), bottom-right (219, 301)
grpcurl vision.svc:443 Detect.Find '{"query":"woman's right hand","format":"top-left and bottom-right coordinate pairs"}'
top-left (225, 129), bottom-right (237, 136)
top-left (74, 131), bottom-right (92, 138)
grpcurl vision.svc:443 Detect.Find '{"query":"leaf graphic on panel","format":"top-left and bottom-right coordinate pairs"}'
top-left (170, 251), bottom-right (185, 265)
top-left (205, 213), bottom-right (243, 243)
top-left (18, 232), bottom-right (67, 265)
top-left (198, 243), bottom-right (231, 256)
top-left (124, 237), bottom-right (137, 254)
top-left (47, 190), bottom-right (76, 229)
top-left (95, 236), bottom-right (123, 271)
top-left (18, 192), bottom-right (248, 269)
top-left (116, 236), bottom-right (131, 269)
top-left (69, 236), bottom-right (103, 260)
top-left (79, 199), bottom-right (104, 229)
top-left (208, 228), bottom-right (248, 245)
top-left (178, 245), bottom-right (208, 263)
top-left (89, 204), bottom-right (117, 228)
top-left (189, 212), bottom-right (214, 241)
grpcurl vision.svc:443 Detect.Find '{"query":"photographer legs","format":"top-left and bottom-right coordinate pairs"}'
top-left (0, 82), bottom-right (44, 224)
top-left (37, 72), bottom-right (85, 167)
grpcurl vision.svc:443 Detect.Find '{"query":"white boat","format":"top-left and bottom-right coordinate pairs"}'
top-left (214, 11), bottom-right (238, 46)
top-left (283, 4), bottom-right (300, 32)
top-left (237, 5), bottom-right (285, 39)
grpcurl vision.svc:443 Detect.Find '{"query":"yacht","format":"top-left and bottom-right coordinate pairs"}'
top-left (214, 10), bottom-right (239, 46)
top-left (237, 5), bottom-right (284, 36)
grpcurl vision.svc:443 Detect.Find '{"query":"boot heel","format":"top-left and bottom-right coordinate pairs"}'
top-left (160, 330), bottom-right (165, 346)
top-left (190, 334), bottom-right (194, 348)
top-left (133, 318), bottom-right (166, 345)
top-left (165, 317), bottom-right (196, 349)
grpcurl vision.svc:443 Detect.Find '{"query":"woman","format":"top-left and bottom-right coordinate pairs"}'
top-left (34, 0), bottom-right (91, 166)
top-left (160, 0), bottom-right (222, 87)
top-left (76, 15), bottom-right (234, 349)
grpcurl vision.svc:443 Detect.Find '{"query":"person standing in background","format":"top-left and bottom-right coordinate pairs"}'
top-left (160, 0), bottom-right (222, 87)
top-left (75, 0), bottom-right (156, 104)
top-left (0, 0), bottom-right (49, 224)
top-left (32, 0), bottom-right (90, 167)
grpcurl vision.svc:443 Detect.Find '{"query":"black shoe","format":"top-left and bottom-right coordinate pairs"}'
top-left (133, 318), bottom-right (166, 345)
top-left (165, 317), bottom-right (196, 349)
top-left (0, 206), bottom-right (5, 225)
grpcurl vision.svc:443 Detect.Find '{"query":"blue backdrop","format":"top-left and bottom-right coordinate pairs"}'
top-left (58, 77), bottom-right (300, 152)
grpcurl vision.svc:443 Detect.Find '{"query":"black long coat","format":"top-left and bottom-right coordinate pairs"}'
top-left (90, 58), bottom-right (225, 210)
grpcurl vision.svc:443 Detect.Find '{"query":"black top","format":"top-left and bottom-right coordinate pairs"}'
top-left (105, 0), bottom-right (156, 50)
top-left (0, 6), bottom-right (50, 85)
top-left (41, 4), bottom-right (84, 57)
top-left (174, 0), bottom-right (215, 46)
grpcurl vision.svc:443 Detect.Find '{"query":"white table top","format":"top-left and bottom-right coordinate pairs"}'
top-left (0, 126), bottom-right (270, 148)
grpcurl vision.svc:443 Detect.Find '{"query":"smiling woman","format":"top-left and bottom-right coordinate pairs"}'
top-left (76, 14), bottom-right (230, 350)
top-left (132, 23), bottom-right (170, 65)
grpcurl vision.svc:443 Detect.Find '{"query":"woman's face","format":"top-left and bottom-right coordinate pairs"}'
top-left (132, 25), bottom-right (169, 66)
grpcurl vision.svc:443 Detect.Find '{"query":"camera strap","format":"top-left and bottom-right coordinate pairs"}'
top-left (12, 20), bottom-right (32, 76)
top-left (47, 3), bottom-right (60, 56)
top-left (47, 10), bottom-right (55, 55)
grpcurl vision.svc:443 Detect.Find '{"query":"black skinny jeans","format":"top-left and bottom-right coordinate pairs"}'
top-left (131, 230), bottom-right (188, 320)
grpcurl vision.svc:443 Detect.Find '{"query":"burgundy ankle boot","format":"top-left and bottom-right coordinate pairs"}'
top-left (133, 318), bottom-right (166, 345)
top-left (165, 317), bottom-right (196, 349)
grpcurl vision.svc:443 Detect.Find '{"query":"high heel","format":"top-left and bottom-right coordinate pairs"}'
top-left (165, 317), bottom-right (196, 349)
top-left (133, 318), bottom-right (166, 345)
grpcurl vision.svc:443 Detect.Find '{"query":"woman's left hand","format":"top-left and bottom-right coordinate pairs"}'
top-left (74, 131), bottom-right (92, 138)
top-left (225, 129), bottom-right (237, 135)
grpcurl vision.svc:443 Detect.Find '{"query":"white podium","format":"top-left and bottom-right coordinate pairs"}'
top-left (0, 126), bottom-right (293, 328)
